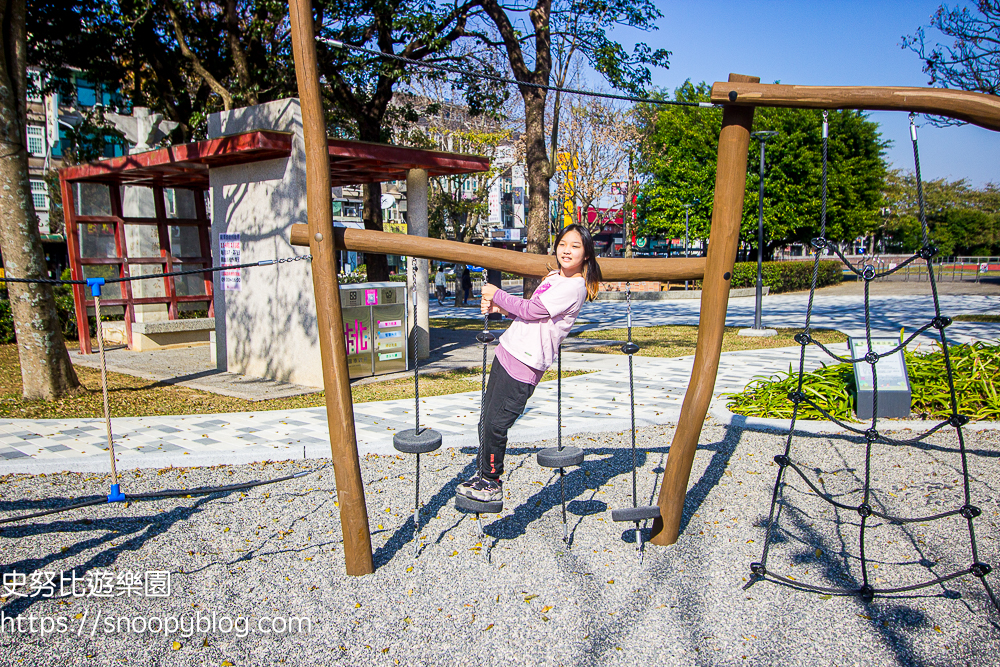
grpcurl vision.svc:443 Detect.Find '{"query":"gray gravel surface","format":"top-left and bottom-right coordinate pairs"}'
top-left (1, 422), bottom-right (998, 666)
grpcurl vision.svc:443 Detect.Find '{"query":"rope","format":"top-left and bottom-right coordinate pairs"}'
top-left (477, 268), bottom-right (491, 480)
top-left (627, 283), bottom-right (637, 511)
top-left (322, 39), bottom-right (714, 109)
top-left (411, 257), bottom-right (421, 434)
top-left (93, 295), bottom-right (119, 487)
top-left (747, 111), bottom-right (998, 617)
top-left (557, 345), bottom-right (567, 540)
top-left (409, 256), bottom-right (422, 557)
top-left (1, 256), bottom-right (312, 287)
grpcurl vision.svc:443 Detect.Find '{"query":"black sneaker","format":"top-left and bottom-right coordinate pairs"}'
top-left (457, 475), bottom-right (503, 502)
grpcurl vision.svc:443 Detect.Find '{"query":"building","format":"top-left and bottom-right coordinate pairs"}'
top-left (22, 68), bottom-right (125, 277)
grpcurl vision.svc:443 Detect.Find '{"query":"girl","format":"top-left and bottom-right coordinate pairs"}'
top-left (457, 224), bottom-right (602, 503)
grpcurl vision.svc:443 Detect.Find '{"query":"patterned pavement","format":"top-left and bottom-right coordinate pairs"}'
top-left (2, 290), bottom-right (997, 474)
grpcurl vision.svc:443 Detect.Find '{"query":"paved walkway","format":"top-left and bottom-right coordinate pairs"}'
top-left (2, 290), bottom-right (997, 474)
top-left (1, 343), bottom-right (834, 474)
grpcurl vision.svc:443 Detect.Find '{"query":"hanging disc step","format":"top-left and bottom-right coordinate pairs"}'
top-left (393, 428), bottom-right (443, 454)
top-left (536, 446), bottom-right (584, 468)
top-left (455, 494), bottom-right (503, 514)
top-left (612, 505), bottom-right (661, 522)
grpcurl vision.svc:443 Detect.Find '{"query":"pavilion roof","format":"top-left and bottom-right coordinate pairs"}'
top-left (59, 130), bottom-right (490, 188)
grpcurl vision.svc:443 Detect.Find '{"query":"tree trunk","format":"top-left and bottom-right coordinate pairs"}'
top-left (522, 88), bottom-right (550, 297)
top-left (0, 0), bottom-right (80, 399)
top-left (362, 183), bottom-right (389, 281)
top-left (358, 119), bottom-right (389, 282)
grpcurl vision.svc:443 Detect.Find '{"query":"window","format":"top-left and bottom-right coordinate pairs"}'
top-left (30, 180), bottom-right (49, 211)
top-left (26, 125), bottom-right (45, 156)
top-left (27, 70), bottom-right (43, 103)
top-left (76, 78), bottom-right (97, 107)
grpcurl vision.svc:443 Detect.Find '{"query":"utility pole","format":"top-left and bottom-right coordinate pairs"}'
top-left (739, 130), bottom-right (778, 337)
top-left (684, 202), bottom-right (691, 289)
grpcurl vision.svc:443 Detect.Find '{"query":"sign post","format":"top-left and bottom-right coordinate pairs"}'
top-left (848, 337), bottom-right (912, 420)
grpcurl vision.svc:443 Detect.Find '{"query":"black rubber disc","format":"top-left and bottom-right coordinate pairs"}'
top-left (393, 428), bottom-right (442, 454)
top-left (536, 446), bottom-right (584, 468)
top-left (455, 494), bottom-right (503, 514)
top-left (620, 342), bottom-right (640, 355)
top-left (611, 505), bottom-right (661, 522)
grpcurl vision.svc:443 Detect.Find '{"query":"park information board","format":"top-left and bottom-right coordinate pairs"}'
top-left (848, 336), bottom-right (912, 420)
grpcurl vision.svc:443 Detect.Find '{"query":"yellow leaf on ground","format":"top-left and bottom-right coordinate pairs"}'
top-left (172, 641), bottom-right (182, 650)
top-left (542, 605), bottom-right (552, 613)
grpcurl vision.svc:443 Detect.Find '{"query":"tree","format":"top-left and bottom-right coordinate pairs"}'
top-left (0, 0), bottom-right (80, 399)
top-left (30, 1), bottom-right (505, 282)
top-left (553, 97), bottom-right (641, 239)
top-left (904, 2), bottom-right (1000, 97)
top-left (638, 81), bottom-right (889, 258)
top-left (314, 0), bottom-right (497, 280)
top-left (882, 169), bottom-right (1000, 255)
top-left (467, 0), bottom-right (668, 294)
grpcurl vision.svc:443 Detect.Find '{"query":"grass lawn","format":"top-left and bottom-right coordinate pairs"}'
top-left (0, 344), bottom-right (582, 420)
top-left (571, 325), bottom-right (847, 358)
top-left (429, 317), bottom-right (512, 331)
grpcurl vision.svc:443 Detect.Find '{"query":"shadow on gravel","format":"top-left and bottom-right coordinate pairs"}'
top-left (742, 428), bottom-right (1000, 665)
top-left (0, 493), bottom-right (224, 619)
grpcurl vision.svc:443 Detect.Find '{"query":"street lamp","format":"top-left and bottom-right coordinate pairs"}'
top-left (739, 130), bottom-right (778, 337)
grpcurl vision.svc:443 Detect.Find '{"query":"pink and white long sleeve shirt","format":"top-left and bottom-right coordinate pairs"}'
top-left (491, 271), bottom-right (587, 385)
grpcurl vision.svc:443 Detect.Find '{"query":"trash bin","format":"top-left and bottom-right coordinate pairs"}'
top-left (340, 282), bottom-right (408, 379)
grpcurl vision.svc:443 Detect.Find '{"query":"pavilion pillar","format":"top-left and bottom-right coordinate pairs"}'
top-left (406, 168), bottom-right (430, 359)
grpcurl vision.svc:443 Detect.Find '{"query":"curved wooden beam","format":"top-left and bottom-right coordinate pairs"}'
top-left (289, 224), bottom-right (706, 281)
top-left (709, 82), bottom-right (1000, 132)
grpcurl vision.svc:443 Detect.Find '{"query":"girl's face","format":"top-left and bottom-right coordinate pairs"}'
top-left (556, 230), bottom-right (587, 275)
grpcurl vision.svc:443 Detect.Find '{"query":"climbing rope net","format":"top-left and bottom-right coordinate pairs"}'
top-left (746, 112), bottom-right (997, 616)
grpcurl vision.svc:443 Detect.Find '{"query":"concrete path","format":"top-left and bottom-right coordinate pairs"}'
top-left (435, 290), bottom-right (1000, 344)
top-left (0, 344), bottom-right (835, 474)
top-left (2, 288), bottom-right (997, 474)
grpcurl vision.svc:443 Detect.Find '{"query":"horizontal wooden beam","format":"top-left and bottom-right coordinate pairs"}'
top-left (290, 224), bottom-right (706, 281)
top-left (709, 82), bottom-right (1000, 132)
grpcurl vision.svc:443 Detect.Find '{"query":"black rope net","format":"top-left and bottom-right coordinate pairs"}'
top-left (746, 112), bottom-right (998, 616)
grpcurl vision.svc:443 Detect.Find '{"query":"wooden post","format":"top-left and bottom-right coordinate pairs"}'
top-left (288, 0), bottom-right (374, 575)
top-left (649, 74), bottom-right (759, 546)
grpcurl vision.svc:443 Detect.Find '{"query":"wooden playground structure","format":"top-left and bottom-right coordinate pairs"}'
top-left (284, 0), bottom-right (1000, 575)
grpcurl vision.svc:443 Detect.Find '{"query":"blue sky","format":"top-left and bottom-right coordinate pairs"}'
top-left (611, 0), bottom-right (999, 187)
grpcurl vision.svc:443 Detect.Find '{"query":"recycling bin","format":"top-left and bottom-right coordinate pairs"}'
top-left (340, 282), bottom-right (408, 379)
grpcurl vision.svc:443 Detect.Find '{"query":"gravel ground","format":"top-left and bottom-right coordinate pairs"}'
top-left (1, 422), bottom-right (997, 666)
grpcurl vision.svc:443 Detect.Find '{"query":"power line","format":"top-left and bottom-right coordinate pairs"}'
top-left (323, 39), bottom-right (715, 109)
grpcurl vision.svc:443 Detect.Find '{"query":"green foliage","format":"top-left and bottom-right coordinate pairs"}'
top-left (726, 260), bottom-right (843, 294)
top-left (637, 81), bottom-right (889, 250)
top-left (881, 170), bottom-right (1000, 255)
top-left (726, 362), bottom-right (856, 421)
top-left (0, 300), bottom-right (13, 344)
top-left (727, 341), bottom-right (1000, 422)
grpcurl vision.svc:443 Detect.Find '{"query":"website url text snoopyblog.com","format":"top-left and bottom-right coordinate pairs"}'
top-left (1, 609), bottom-right (311, 638)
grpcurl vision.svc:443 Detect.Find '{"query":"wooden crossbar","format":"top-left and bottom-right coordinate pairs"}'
top-left (289, 224), bottom-right (706, 281)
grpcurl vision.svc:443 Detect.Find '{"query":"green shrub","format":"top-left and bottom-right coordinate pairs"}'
top-left (726, 341), bottom-right (1000, 422)
top-left (727, 260), bottom-right (842, 294)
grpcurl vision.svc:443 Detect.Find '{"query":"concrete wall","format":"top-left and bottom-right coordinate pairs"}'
top-left (208, 98), bottom-right (323, 387)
